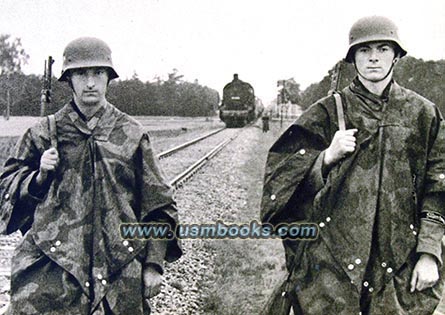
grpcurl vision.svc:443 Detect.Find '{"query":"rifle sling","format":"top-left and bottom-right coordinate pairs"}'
top-left (47, 114), bottom-right (58, 149)
top-left (333, 93), bottom-right (346, 131)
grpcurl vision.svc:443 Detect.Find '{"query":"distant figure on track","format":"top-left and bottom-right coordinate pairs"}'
top-left (0, 37), bottom-right (182, 314)
top-left (262, 112), bottom-right (270, 133)
top-left (261, 16), bottom-right (445, 315)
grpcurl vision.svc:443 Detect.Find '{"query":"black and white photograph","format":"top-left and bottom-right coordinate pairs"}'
top-left (0, 0), bottom-right (444, 314)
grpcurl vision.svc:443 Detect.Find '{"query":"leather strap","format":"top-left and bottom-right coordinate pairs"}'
top-left (333, 93), bottom-right (346, 131)
top-left (47, 114), bottom-right (58, 148)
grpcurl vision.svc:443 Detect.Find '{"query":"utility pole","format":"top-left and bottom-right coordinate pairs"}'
top-left (5, 89), bottom-right (10, 120)
top-left (277, 80), bottom-right (287, 128)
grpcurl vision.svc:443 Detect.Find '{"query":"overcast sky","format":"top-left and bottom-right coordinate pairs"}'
top-left (1, 0), bottom-right (444, 103)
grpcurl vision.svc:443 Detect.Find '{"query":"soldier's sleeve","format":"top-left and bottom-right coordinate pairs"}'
top-left (143, 240), bottom-right (167, 274)
top-left (136, 133), bottom-right (182, 263)
top-left (0, 126), bottom-right (46, 234)
top-left (416, 107), bottom-right (445, 265)
top-left (261, 102), bottom-right (331, 225)
top-left (300, 150), bottom-right (327, 196)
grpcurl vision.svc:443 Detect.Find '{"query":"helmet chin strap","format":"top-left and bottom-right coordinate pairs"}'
top-left (354, 58), bottom-right (398, 83)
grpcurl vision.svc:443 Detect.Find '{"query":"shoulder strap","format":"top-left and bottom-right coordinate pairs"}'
top-left (47, 114), bottom-right (58, 149)
top-left (333, 92), bottom-right (346, 131)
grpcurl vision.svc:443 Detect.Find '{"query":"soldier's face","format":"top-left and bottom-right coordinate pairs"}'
top-left (353, 42), bottom-right (397, 82)
top-left (70, 67), bottom-right (109, 107)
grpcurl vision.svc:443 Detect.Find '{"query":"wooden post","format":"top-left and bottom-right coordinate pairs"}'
top-left (5, 89), bottom-right (10, 120)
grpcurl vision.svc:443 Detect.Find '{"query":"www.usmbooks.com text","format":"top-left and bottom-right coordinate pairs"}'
top-left (120, 220), bottom-right (318, 240)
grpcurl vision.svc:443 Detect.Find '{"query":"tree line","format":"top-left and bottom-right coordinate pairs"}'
top-left (0, 70), bottom-right (220, 117)
top-left (0, 35), bottom-right (220, 117)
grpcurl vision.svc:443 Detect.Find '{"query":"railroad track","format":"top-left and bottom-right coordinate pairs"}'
top-left (157, 127), bottom-right (242, 189)
top-left (168, 134), bottom-right (237, 188)
top-left (157, 127), bottom-right (226, 159)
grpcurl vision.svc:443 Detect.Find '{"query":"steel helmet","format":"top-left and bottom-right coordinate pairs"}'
top-left (58, 37), bottom-right (119, 81)
top-left (345, 16), bottom-right (407, 63)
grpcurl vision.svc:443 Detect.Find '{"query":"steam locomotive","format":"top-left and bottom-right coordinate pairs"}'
top-left (219, 74), bottom-right (262, 128)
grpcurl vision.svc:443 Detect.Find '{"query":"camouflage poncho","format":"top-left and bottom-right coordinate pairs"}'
top-left (0, 101), bottom-right (182, 314)
top-left (261, 79), bottom-right (445, 315)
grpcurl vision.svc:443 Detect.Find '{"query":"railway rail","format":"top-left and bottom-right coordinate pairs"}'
top-left (159, 127), bottom-right (241, 188)
top-left (154, 125), bottom-right (242, 189)
top-left (157, 127), bottom-right (226, 159)
top-left (168, 135), bottom-right (237, 188)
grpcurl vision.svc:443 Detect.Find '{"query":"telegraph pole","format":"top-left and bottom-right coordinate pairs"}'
top-left (5, 89), bottom-right (10, 120)
top-left (277, 80), bottom-right (287, 128)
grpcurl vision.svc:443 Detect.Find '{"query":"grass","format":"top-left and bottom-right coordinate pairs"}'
top-left (203, 239), bottom-right (286, 315)
top-left (200, 122), bottom-right (290, 314)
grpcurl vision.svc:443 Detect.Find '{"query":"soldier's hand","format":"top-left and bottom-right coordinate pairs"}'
top-left (36, 148), bottom-right (59, 185)
top-left (323, 129), bottom-right (358, 167)
top-left (410, 253), bottom-right (439, 292)
top-left (143, 266), bottom-right (163, 299)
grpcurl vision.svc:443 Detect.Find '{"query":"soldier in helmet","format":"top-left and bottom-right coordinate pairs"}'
top-left (0, 37), bottom-right (182, 314)
top-left (261, 16), bottom-right (445, 314)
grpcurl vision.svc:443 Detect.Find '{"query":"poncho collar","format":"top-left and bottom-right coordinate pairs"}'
top-left (60, 100), bottom-right (118, 141)
top-left (349, 77), bottom-right (393, 110)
